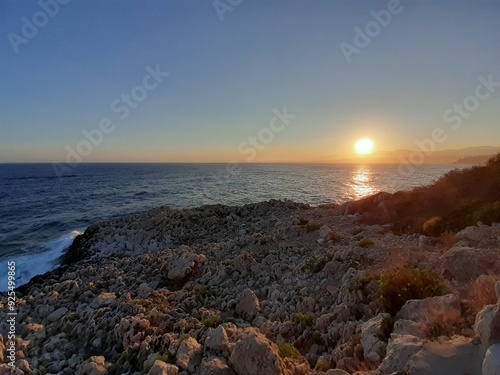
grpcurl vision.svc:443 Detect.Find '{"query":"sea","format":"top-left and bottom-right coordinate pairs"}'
top-left (0, 162), bottom-right (460, 291)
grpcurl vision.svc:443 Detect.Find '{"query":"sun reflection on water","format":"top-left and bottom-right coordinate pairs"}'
top-left (351, 165), bottom-right (376, 200)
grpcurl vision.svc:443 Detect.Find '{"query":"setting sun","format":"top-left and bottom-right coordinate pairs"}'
top-left (355, 138), bottom-right (375, 155)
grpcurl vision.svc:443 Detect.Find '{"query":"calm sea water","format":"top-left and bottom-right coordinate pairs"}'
top-left (0, 163), bottom-right (458, 289)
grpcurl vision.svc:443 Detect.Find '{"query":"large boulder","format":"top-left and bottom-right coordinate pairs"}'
top-left (405, 336), bottom-right (483, 375)
top-left (147, 360), bottom-right (179, 375)
top-left (475, 304), bottom-right (500, 347)
top-left (483, 344), bottom-right (500, 375)
top-left (229, 331), bottom-right (286, 375)
top-left (378, 334), bottom-right (425, 374)
top-left (200, 357), bottom-right (235, 375)
top-left (75, 356), bottom-right (109, 375)
top-left (361, 314), bottom-right (391, 367)
top-left (176, 337), bottom-right (202, 373)
top-left (205, 325), bottom-right (229, 353)
top-left (441, 246), bottom-right (498, 281)
top-left (165, 247), bottom-right (207, 281)
top-left (235, 289), bottom-right (260, 321)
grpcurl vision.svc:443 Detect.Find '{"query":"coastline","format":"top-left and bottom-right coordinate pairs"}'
top-left (1, 198), bottom-right (499, 374)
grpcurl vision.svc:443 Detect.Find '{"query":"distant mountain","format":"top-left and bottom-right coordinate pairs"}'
top-left (329, 146), bottom-right (500, 164)
top-left (452, 155), bottom-right (497, 165)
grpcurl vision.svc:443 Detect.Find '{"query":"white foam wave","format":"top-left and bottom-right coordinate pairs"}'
top-left (0, 230), bottom-right (81, 292)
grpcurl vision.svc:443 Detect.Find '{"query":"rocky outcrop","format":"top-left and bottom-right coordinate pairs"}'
top-left (229, 331), bottom-right (286, 375)
top-left (1, 201), bottom-right (499, 375)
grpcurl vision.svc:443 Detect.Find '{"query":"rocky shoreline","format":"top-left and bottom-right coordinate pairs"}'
top-left (1, 199), bottom-right (500, 375)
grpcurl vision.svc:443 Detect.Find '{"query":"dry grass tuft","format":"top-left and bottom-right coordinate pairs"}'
top-left (439, 231), bottom-right (458, 251)
top-left (417, 304), bottom-right (464, 338)
top-left (464, 275), bottom-right (500, 316)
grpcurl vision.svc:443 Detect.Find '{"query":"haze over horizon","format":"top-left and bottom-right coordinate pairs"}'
top-left (1, 0), bottom-right (499, 163)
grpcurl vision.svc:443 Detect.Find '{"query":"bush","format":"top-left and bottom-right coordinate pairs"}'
top-left (377, 268), bottom-right (448, 315)
top-left (294, 313), bottom-right (316, 327)
top-left (201, 315), bottom-right (223, 328)
top-left (358, 238), bottom-right (374, 248)
top-left (276, 342), bottom-right (302, 359)
top-left (305, 221), bottom-right (322, 232)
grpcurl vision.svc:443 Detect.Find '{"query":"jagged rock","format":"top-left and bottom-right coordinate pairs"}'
top-left (405, 336), bottom-right (482, 375)
top-left (361, 314), bottom-right (391, 366)
top-left (378, 335), bottom-right (425, 374)
top-left (0, 364), bottom-right (24, 374)
top-left (47, 307), bottom-right (68, 322)
top-left (90, 292), bottom-right (116, 308)
top-left (392, 320), bottom-right (426, 338)
top-left (176, 337), bottom-right (202, 372)
top-left (441, 246), bottom-right (498, 281)
top-left (235, 289), bottom-right (260, 321)
top-left (398, 294), bottom-right (461, 323)
top-left (324, 370), bottom-right (350, 375)
top-left (205, 326), bottom-right (229, 353)
top-left (166, 247), bottom-right (207, 281)
top-left (475, 304), bottom-right (500, 347)
top-left (229, 331), bottom-right (286, 375)
top-left (147, 360), bottom-right (179, 375)
top-left (75, 356), bottom-right (109, 375)
top-left (200, 357), bottom-right (235, 375)
top-left (483, 344), bottom-right (500, 375)
top-left (233, 253), bottom-right (258, 275)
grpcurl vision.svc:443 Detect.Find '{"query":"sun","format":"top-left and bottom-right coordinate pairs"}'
top-left (355, 138), bottom-right (375, 155)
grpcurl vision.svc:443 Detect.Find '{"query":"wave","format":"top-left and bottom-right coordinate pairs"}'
top-left (0, 230), bottom-right (81, 292)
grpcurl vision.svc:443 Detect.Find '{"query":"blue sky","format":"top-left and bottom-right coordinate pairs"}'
top-left (1, 0), bottom-right (499, 162)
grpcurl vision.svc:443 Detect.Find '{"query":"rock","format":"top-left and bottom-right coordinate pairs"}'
top-left (75, 356), bottom-right (109, 375)
top-left (233, 253), bottom-right (258, 275)
top-left (16, 359), bottom-right (31, 374)
top-left (90, 292), bottom-right (116, 308)
top-left (398, 294), bottom-right (461, 324)
top-left (147, 360), bottom-right (179, 375)
top-left (166, 247), bottom-right (206, 281)
top-left (0, 364), bottom-right (24, 374)
top-left (47, 307), bottom-right (68, 322)
top-left (176, 337), bottom-right (202, 372)
top-left (235, 289), bottom-right (260, 321)
top-left (392, 320), bottom-right (426, 338)
top-left (229, 331), bottom-right (286, 375)
top-left (137, 283), bottom-right (155, 299)
top-left (496, 281), bottom-right (500, 303)
top-left (483, 344), bottom-right (500, 375)
top-left (378, 334), bottom-right (425, 374)
top-left (325, 370), bottom-right (350, 375)
top-left (361, 314), bottom-right (391, 366)
top-left (405, 336), bottom-right (482, 375)
top-left (475, 304), bottom-right (500, 347)
top-left (205, 326), bottom-right (229, 353)
top-left (441, 246), bottom-right (498, 281)
top-left (319, 225), bottom-right (332, 238)
top-left (200, 357), bottom-right (235, 375)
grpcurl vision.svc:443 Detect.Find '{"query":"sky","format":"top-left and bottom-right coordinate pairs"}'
top-left (0, 0), bottom-right (499, 163)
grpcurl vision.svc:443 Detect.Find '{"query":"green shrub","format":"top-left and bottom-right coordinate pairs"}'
top-left (294, 313), bottom-right (316, 327)
top-left (377, 268), bottom-right (448, 315)
top-left (315, 359), bottom-right (332, 371)
top-left (201, 315), bottom-right (223, 328)
top-left (276, 342), bottom-right (302, 359)
top-left (358, 238), bottom-right (374, 248)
